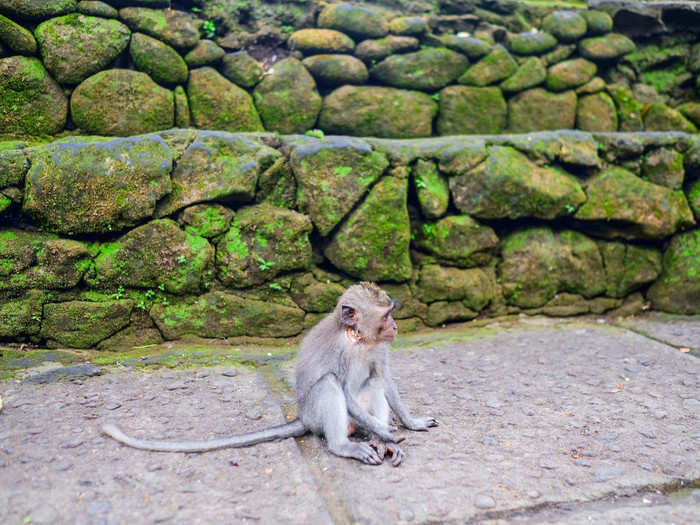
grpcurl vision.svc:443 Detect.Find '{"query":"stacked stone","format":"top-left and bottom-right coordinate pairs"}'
top-left (1, 1), bottom-right (699, 138)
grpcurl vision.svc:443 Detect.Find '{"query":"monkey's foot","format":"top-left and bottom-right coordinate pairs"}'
top-left (370, 440), bottom-right (405, 467)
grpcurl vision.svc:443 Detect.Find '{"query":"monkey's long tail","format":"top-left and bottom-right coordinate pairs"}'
top-left (102, 419), bottom-right (307, 453)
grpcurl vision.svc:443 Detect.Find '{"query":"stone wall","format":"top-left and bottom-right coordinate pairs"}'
top-left (0, 1), bottom-right (699, 138)
top-left (1, 130), bottom-right (699, 348)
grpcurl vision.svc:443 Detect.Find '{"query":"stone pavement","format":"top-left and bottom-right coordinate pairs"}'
top-left (0, 314), bottom-right (698, 524)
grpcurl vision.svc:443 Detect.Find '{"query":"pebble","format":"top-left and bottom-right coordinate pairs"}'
top-left (61, 439), bottom-right (84, 449)
top-left (539, 458), bottom-right (557, 469)
top-left (474, 494), bottom-right (496, 509)
top-left (222, 370), bottom-right (238, 377)
top-left (54, 459), bottom-right (73, 471)
top-left (105, 402), bottom-right (122, 410)
top-left (246, 409), bottom-right (262, 420)
top-left (152, 511), bottom-right (174, 523)
top-left (598, 432), bottom-right (619, 441)
top-left (594, 465), bottom-right (623, 482)
top-left (527, 490), bottom-right (541, 499)
top-left (399, 507), bottom-right (415, 521)
top-left (166, 382), bottom-right (187, 391)
top-left (682, 398), bottom-right (700, 411)
top-left (574, 458), bottom-right (592, 467)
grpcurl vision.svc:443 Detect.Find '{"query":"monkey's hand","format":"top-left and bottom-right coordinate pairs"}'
top-left (404, 416), bottom-right (438, 431)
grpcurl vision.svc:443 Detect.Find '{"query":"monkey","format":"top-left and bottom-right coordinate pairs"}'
top-left (102, 282), bottom-right (437, 466)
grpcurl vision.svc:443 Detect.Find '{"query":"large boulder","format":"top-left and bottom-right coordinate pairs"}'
top-left (23, 135), bottom-right (173, 235)
top-left (178, 204), bottom-right (233, 239)
top-left (647, 229), bottom-right (700, 314)
top-left (439, 34), bottom-right (491, 60)
top-left (187, 67), bottom-right (263, 132)
top-left (458, 45), bottom-right (517, 86)
top-left (289, 136), bottom-right (389, 235)
top-left (607, 84), bottom-right (643, 132)
top-left (35, 14), bottom-right (130, 85)
top-left (0, 230), bottom-right (90, 291)
top-left (576, 92), bottom-right (618, 131)
top-left (0, 13), bottom-right (36, 54)
top-left (221, 51), bottom-right (264, 88)
top-left (184, 39), bottom-right (225, 68)
top-left (0, 0), bottom-right (76, 19)
top-left (288, 29), bottom-right (355, 54)
top-left (415, 264), bottom-right (498, 312)
top-left (86, 219), bottom-right (214, 294)
top-left (71, 69), bottom-right (174, 135)
top-left (541, 11), bottom-right (587, 41)
top-left (579, 33), bottom-right (635, 61)
top-left (413, 159), bottom-right (449, 219)
top-left (319, 85), bottom-right (437, 138)
top-left (641, 147), bottom-right (685, 190)
top-left (290, 272), bottom-right (345, 313)
top-left (215, 204), bottom-right (313, 288)
top-left (151, 291), bottom-right (305, 339)
top-left (324, 176), bottom-right (412, 282)
top-left (508, 88), bottom-right (577, 132)
top-left (129, 32), bottom-right (188, 85)
top-left (507, 32), bottom-right (558, 55)
top-left (41, 299), bottom-right (133, 348)
top-left (436, 86), bottom-right (506, 135)
top-left (500, 57), bottom-right (546, 93)
top-left (643, 103), bottom-right (697, 133)
top-left (370, 47), bottom-right (468, 91)
top-left (413, 214), bottom-right (499, 268)
top-left (499, 228), bottom-right (606, 308)
top-left (156, 131), bottom-right (280, 217)
top-left (253, 58), bottom-right (322, 134)
top-left (0, 56), bottom-right (67, 135)
top-left (546, 58), bottom-right (597, 91)
top-left (0, 290), bottom-right (43, 339)
top-left (119, 7), bottom-right (199, 49)
top-left (317, 3), bottom-right (388, 39)
top-left (598, 241), bottom-right (662, 298)
top-left (302, 54), bottom-right (368, 87)
top-left (354, 35), bottom-right (418, 62)
top-left (449, 146), bottom-right (585, 220)
top-left (574, 168), bottom-right (695, 240)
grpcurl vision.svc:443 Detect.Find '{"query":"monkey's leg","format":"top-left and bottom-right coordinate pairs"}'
top-left (302, 375), bottom-right (382, 465)
top-left (360, 379), bottom-right (406, 467)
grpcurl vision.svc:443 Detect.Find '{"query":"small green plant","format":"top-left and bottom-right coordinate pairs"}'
top-left (111, 285), bottom-right (125, 300)
top-left (415, 177), bottom-right (427, 190)
top-left (202, 20), bottom-right (216, 39)
top-left (305, 128), bottom-right (325, 138)
top-left (158, 283), bottom-right (166, 291)
top-left (564, 204), bottom-right (576, 214)
top-left (422, 223), bottom-right (436, 236)
top-left (282, 25), bottom-right (294, 33)
top-left (333, 166), bottom-right (352, 177)
top-left (177, 254), bottom-right (187, 264)
top-left (191, 6), bottom-right (202, 12)
top-left (269, 282), bottom-right (283, 291)
top-left (431, 93), bottom-right (440, 102)
top-left (31, 314), bottom-right (41, 322)
top-left (258, 257), bottom-right (275, 271)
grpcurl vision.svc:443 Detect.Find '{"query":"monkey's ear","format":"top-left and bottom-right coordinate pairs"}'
top-left (341, 305), bottom-right (357, 327)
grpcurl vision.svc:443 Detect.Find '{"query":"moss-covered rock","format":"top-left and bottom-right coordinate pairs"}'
top-left (643, 103), bottom-right (697, 133)
top-left (253, 58), bottom-right (321, 134)
top-left (178, 204), bottom-right (232, 239)
top-left (541, 11), bottom-right (587, 42)
top-left (41, 299), bottom-right (133, 348)
top-left (221, 51), bottom-right (264, 88)
top-left (370, 47), bottom-right (468, 91)
top-left (598, 240), bottom-right (662, 298)
top-left (290, 272), bottom-right (344, 313)
top-left (288, 28), bottom-right (354, 54)
top-left (413, 214), bottom-right (498, 268)
top-left (34, 14), bottom-right (129, 85)
top-left (86, 219), bottom-right (213, 294)
top-left (0, 290), bottom-right (43, 338)
top-left (439, 34), bottom-right (491, 60)
top-left (458, 44), bottom-right (517, 86)
top-left (0, 0), bottom-right (76, 19)
top-left (507, 88), bottom-right (576, 132)
top-left (77, 1), bottom-right (117, 18)
top-left (0, 147), bottom-right (27, 188)
top-left (678, 102), bottom-right (700, 128)
top-left (574, 168), bottom-right (695, 240)
top-left (527, 293), bottom-right (621, 316)
top-left (687, 180), bottom-right (700, 220)
top-left (187, 67), bottom-right (263, 132)
top-left (215, 204), bottom-right (313, 288)
top-left (647, 229), bottom-right (700, 314)
top-left (354, 35), bottom-right (418, 62)
top-left (0, 56), bottom-right (67, 135)
top-left (546, 58), bottom-right (596, 91)
top-left (425, 301), bottom-right (477, 326)
top-left (129, 32), bottom-right (187, 85)
top-left (576, 92), bottom-right (618, 132)
top-left (71, 69), bottom-right (173, 135)
top-left (255, 156), bottom-right (297, 209)
top-left (173, 85), bottom-right (190, 127)
top-left (156, 131), bottom-right (279, 217)
top-left (500, 57), bottom-right (546, 92)
top-left (0, 229), bottom-right (90, 291)
top-left (318, 3), bottom-right (388, 39)
top-left (576, 76), bottom-right (606, 94)
top-left (581, 10), bottom-right (613, 35)
top-left (607, 84), bottom-right (643, 131)
top-left (0, 13), bottom-right (36, 54)
top-left (150, 291), bottom-right (305, 339)
top-left (302, 54), bottom-right (368, 87)
top-left (641, 147), bottom-right (685, 190)
top-left (499, 227), bottom-right (606, 308)
top-left (324, 176), bottom-right (412, 282)
top-left (319, 85), bottom-right (437, 138)
top-left (119, 7), bottom-right (199, 49)
top-left (507, 31), bottom-right (558, 55)
top-left (416, 264), bottom-right (497, 311)
top-left (436, 85), bottom-right (506, 135)
top-left (579, 33), bottom-right (635, 61)
top-left (23, 134), bottom-right (173, 234)
top-left (543, 44), bottom-right (576, 66)
top-left (289, 136), bottom-right (388, 235)
top-left (413, 159), bottom-right (449, 219)
top-left (184, 39), bottom-right (224, 67)
top-left (449, 145), bottom-right (585, 219)
top-left (389, 16), bottom-right (427, 36)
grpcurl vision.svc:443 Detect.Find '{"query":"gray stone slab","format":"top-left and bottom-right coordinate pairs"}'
top-left (615, 312), bottom-right (700, 353)
top-left (292, 320), bottom-right (700, 523)
top-left (0, 367), bottom-right (332, 525)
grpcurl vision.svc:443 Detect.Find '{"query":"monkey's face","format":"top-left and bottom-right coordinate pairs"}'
top-left (375, 307), bottom-right (397, 343)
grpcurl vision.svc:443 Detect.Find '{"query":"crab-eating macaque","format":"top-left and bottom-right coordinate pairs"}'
top-left (102, 282), bottom-right (437, 466)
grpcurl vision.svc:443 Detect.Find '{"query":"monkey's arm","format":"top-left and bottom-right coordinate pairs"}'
top-left (102, 419), bottom-right (307, 453)
top-left (382, 364), bottom-right (438, 431)
top-left (343, 387), bottom-right (401, 443)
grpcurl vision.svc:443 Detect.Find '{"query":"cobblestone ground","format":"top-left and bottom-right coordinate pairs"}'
top-left (1, 315), bottom-right (698, 524)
